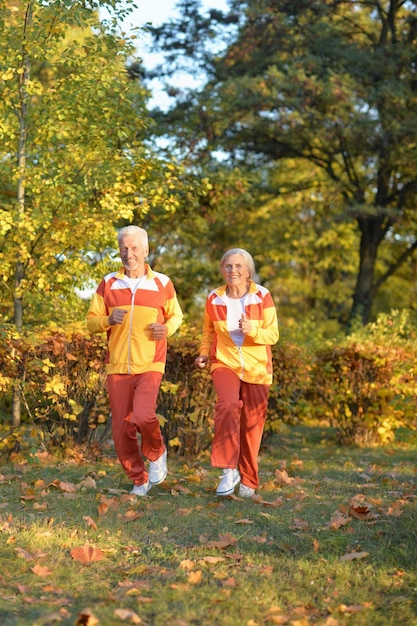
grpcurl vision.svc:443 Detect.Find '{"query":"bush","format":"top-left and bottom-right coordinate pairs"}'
top-left (1, 311), bottom-right (415, 457)
top-left (265, 341), bottom-right (311, 435)
top-left (308, 337), bottom-right (417, 445)
top-left (158, 326), bottom-right (215, 456)
top-left (0, 324), bottom-right (110, 454)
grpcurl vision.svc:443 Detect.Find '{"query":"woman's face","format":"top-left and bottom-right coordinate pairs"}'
top-left (221, 253), bottom-right (250, 288)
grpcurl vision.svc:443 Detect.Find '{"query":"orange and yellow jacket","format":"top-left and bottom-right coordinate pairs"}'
top-left (86, 265), bottom-right (183, 375)
top-left (199, 281), bottom-right (279, 385)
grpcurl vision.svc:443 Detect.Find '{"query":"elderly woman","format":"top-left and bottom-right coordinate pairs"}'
top-left (195, 248), bottom-right (279, 498)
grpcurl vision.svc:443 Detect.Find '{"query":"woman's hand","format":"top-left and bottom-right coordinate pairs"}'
top-left (194, 355), bottom-right (209, 370)
top-left (239, 314), bottom-right (252, 335)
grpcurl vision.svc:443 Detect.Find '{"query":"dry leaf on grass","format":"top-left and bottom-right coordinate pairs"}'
top-left (123, 509), bottom-right (144, 522)
top-left (70, 545), bottom-right (105, 563)
top-left (337, 602), bottom-right (372, 613)
top-left (199, 556), bottom-right (225, 564)
top-left (328, 512), bottom-right (351, 530)
top-left (339, 550), bottom-right (369, 562)
top-left (75, 607), bottom-right (99, 625)
top-left (114, 608), bottom-right (142, 623)
top-left (188, 570), bottom-right (203, 584)
top-left (79, 476), bottom-right (97, 490)
top-left (205, 534), bottom-right (237, 548)
top-left (83, 516), bottom-right (98, 530)
top-left (31, 564), bottom-right (53, 577)
top-left (348, 504), bottom-right (377, 521)
top-left (275, 469), bottom-right (302, 486)
top-left (49, 480), bottom-right (77, 493)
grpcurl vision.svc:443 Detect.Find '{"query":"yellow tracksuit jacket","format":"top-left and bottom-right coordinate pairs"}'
top-left (86, 265), bottom-right (183, 375)
top-left (199, 281), bottom-right (279, 385)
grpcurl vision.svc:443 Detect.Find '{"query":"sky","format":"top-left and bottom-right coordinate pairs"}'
top-left (111, 0), bottom-right (229, 67)
top-left (101, 0), bottom-right (229, 106)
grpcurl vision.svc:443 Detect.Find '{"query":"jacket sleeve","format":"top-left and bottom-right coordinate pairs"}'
top-left (86, 289), bottom-right (111, 334)
top-left (247, 293), bottom-right (279, 346)
top-left (163, 287), bottom-right (183, 337)
top-left (199, 304), bottom-right (215, 356)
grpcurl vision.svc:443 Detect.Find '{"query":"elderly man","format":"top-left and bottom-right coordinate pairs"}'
top-left (87, 225), bottom-right (183, 495)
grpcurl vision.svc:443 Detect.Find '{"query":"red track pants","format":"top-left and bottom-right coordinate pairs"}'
top-left (107, 372), bottom-right (165, 486)
top-left (211, 368), bottom-right (270, 489)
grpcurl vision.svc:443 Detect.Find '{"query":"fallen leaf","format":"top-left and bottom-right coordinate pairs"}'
top-left (31, 564), bottom-right (53, 577)
top-left (79, 476), bottom-right (97, 489)
top-left (83, 516), bottom-right (98, 530)
top-left (275, 469), bottom-right (302, 486)
top-left (258, 497), bottom-right (285, 507)
top-left (206, 534), bottom-right (237, 549)
top-left (221, 577), bottom-right (236, 587)
top-left (16, 547), bottom-right (35, 560)
top-left (123, 509), bottom-right (143, 522)
top-left (33, 501), bottom-right (49, 510)
top-left (337, 603), bottom-right (372, 613)
top-left (114, 608), bottom-right (142, 623)
top-left (188, 570), bottom-right (203, 584)
top-left (70, 545), bottom-right (105, 563)
top-left (179, 559), bottom-right (195, 570)
top-left (75, 607), bottom-right (99, 625)
top-left (199, 556), bottom-right (225, 564)
top-left (340, 551), bottom-right (369, 562)
top-left (98, 502), bottom-right (109, 516)
top-left (348, 504), bottom-right (375, 521)
top-left (57, 481), bottom-right (77, 493)
top-left (235, 518), bottom-right (253, 525)
top-left (290, 518), bottom-right (310, 531)
top-left (328, 512), bottom-right (351, 530)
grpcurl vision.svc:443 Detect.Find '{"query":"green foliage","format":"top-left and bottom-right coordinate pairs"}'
top-left (146, 0), bottom-right (417, 325)
top-left (0, 324), bottom-right (110, 453)
top-left (158, 325), bottom-right (215, 456)
top-left (0, 0), bottom-right (207, 328)
top-left (1, 314), bottom-right (416, 455)
top-left (266, 341), bottom-right (312, 434)
top-left (308, 311), bottom-right (417, 445)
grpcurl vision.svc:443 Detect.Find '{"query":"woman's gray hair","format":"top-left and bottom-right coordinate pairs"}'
top-left (117, 225), bottom-right (148, 248)
top-left (220, 248), bottom-right (256, 279)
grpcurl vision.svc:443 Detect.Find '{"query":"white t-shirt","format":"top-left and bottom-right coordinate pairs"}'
top-left (124, 275), bottom-right (146, 293)
top-left (223, 295), bottom-right (245, 347)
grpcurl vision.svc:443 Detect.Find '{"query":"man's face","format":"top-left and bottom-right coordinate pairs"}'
top-left (119, 234), bottom-right (148, 277)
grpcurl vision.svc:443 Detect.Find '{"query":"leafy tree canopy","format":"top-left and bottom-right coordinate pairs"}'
top-left (145, 0), bottom-right (417, 325)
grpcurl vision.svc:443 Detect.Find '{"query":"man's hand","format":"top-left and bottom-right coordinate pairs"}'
top-left (150, 323), bottom-right (168, 340)
top-left (109, 309), bottom-right (128, 325)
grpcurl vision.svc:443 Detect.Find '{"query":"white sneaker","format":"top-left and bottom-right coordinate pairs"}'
top-left (216, 469), bottom-right (240, 496)
top-left (238, 484), bottom-right (255, 498)
top-left (149, 449), bottom-right (167, 485)
top-left (130, 481), bottom-right (151, 496)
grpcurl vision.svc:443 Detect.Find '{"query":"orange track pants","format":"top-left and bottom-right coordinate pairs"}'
top-left (211, 367), bottom-right (269, 489)
top-left (107, 372), bottom-right (165, 486)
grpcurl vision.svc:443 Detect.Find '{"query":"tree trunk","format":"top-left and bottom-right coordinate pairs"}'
top-left (11, 2), bottom-right (32, 426)
top-left (350, 216), bottom-right (387, 325)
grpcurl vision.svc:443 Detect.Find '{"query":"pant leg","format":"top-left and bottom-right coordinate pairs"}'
top-left (211, 368), bottom-right (243, 469)
top-left (131, 371), bottom-right (165, 462)
top-left (238, 382), bottom-right (270, 489)
top-left (107, 374), bottom-right (147, 486)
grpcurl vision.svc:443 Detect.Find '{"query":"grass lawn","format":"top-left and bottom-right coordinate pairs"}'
top-left (0, 425), bottom-right (416, 626)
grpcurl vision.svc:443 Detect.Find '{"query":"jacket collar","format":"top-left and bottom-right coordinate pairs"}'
top-left (115, 263), bottom-right (154, 280)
